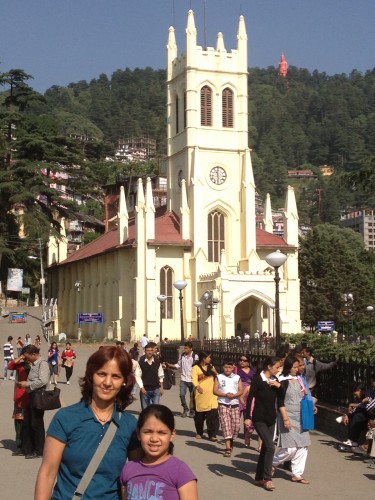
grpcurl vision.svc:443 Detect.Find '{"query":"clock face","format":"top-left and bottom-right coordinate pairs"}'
top-left (210, 166), bottom-right (227, 185)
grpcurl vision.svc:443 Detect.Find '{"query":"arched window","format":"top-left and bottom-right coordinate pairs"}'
top-left (222, 88), bottom-right (234, 127)
top-left (200, 85), bottom-right (212, 126)
top-left (160, 266), bottom-right (173, 318)
top-left (208, 210), bottom-right (225, 262)
top-left (175, 95), bottom-right (179, 134)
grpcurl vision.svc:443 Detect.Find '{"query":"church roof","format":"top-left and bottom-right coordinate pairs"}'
top-left (54, 208), bottom-right (289, 267)
top-left (256, 228), bottom-right (289, 247)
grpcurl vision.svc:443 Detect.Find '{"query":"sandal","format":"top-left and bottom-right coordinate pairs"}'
top-left (223, 449), bottom-right (232, 457)
top-left (195, 434), bottom-right (203, 439)
top-left (291, 477), bottom-right (310, 484)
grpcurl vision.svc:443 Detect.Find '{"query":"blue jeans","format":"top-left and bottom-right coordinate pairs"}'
top-left (140, 388), bottom-right (160, 409)
top-left (179, 381), bottom-right (193, 411)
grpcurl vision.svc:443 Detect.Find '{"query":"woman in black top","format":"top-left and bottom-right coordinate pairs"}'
top-left (244, 356), bottom-right (290, 491)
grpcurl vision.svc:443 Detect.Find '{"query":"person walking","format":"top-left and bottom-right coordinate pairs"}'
top-left (135, 344), bottom-right (164, 409)
top-left (234, 354), bottom-right (256, 447)
top-left (272, 356), bottom-right (312, 484)
top-left (16, 337), bottom-right (24, 357)
top-left (167, 342), bottom-right (198, 417)
top-left (214, 360), bottom-right (243, 456)
top-left (7, 348), bottom-right (31, 455)
top-left (191, 351), bottom-right (219, 441)
top-left (141, 334), bottom-right (149, 353)
top-left (61, 342), bottom-right (76, 384)
top-left (3, 336), bottom-right (15, 380)
top-left (18, 345), bottom-right (50, 459)
top-left (245, 356), bottom-right (289, 491)
top-left (47, 341), bottom-right (60, 385)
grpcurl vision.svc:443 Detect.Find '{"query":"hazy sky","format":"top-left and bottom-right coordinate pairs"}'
top-left (1, 0), bottom-right (374, 92)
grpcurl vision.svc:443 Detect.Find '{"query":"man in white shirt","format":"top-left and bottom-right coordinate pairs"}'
top-left (167, 342), bottom-right (198, 417)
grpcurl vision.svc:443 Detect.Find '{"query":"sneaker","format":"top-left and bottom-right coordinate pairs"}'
top-left (181, 409), bottom-right (189, 418)
top-left (66, 381), bottom-right (70, 385)
top-left (343, 439), bottom-right (358, 447)
top-left (188, 410), bottom-right (195, 418)
top-left (9, 376), bottom-right (15, 381)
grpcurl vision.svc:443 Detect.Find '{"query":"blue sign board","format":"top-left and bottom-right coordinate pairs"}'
top-left (77, 313), bottom-right (104, 324)
top-left (317, 320), bottom-right (335, 332)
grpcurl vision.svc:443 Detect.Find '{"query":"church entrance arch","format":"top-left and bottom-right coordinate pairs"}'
top-left (234, 296), bottom-right (271, 339)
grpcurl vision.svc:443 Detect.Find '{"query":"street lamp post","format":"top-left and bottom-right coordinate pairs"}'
top-left (367, 305), bottom-right (374, 335)
top-left (194, 301), bottom-right (202, 339)
top-left (75, 280), bottom-right (82, 339)
top-left (157, 294), bottom-right (167, 342)
top-left (203, 291), bottom-right (219, 340)
top-left (265, 250), bottom-right (288, 348)
top-left (173, 280), bottom-right (187, 344)
top-left (343, 293), bottom-right (354, 335)
top-left (270, 303), bottom-right (275, 338)
top-left (28, 238), bottom-right (47, 341)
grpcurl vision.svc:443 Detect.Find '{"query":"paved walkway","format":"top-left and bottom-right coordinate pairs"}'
top-left (0, 312), bottom-right (374, 498)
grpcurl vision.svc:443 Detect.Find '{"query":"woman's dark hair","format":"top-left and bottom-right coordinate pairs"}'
top-left (50, 341), bottom-right (59, 351)
top-left (282, 356), bottom-right (299, 376)
top-left (80, 346), bottom-right (134, 410)
top-left (198, 351), bottom-right (211, 363)
top-left (238, 354), bottom-right (250, 364)
top-left (138, 404), bottom-right (175, 454)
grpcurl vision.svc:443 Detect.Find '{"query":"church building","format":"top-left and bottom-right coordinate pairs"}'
top-left (48, 11), bottom-right (301, 341)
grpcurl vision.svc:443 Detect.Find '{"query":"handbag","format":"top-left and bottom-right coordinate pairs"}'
top-left (297, 376), bottom-right (314, 431)
top-left (300, 397), bottom-right (314, 431)
top-left (72, 416), bottom-right (121, 499)
top-left (32, 386), bottom-right (61, 411)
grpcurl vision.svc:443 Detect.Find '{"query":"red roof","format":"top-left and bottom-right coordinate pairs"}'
top-left (54, 208), bottom-right (289, 267)
top-left (256, 228), bottom-right (289, 247)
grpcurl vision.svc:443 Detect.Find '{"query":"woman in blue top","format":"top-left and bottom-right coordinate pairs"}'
top-left (35, 346), bottom-right (140, 499)
top-left (47, 342), bottom-right (60, 385)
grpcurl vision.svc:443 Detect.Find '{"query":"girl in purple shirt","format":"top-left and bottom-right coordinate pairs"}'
top-left (120, 405), bottom-right (197, 500)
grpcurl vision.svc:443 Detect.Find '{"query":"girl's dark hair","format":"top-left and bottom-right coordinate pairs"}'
top-left (138, 404), bottom-right (175, 454)
top-left (262, 356), bottom-right (281, 371)
top-left (282, 356), bottom-right (299, 376)
top-left (198, 351), bottom-right (211, 362)
top-left (80, 346), bottom-right (134, 410)
top-left (50, 342), bottom-right (59, 350)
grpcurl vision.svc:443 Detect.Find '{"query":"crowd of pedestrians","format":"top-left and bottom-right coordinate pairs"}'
top-left (3, 334), bottom-right (375, 497)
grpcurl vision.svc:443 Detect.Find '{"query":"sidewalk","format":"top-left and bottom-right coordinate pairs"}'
top-left (0, 333), bottom-right (373, 498)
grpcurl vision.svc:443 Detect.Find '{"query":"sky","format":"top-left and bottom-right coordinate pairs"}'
top-left (1, 0), bottom-right (374, 93)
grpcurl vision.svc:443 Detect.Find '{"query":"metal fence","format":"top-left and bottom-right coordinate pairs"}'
top-left (160, 341), bottom-right (374, 407)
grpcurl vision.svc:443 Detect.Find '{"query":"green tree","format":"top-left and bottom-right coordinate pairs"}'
top-left (299, 223), bottom-right (375, 332)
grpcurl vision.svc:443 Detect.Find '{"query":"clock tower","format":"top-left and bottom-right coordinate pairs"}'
top-left (167, 10), bottom-right (256, 280)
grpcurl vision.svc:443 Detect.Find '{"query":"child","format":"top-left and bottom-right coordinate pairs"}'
top-left (120, 404), bottom-right (198, 500)
top-left (214, 360), bottom-right (243, 457)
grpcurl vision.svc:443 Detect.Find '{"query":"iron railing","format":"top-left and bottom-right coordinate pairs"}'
top-left (160, 341), bottom-right (374, 407)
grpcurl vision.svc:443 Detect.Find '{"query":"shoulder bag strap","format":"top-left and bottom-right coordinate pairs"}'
top-left (72, 414), bottom-right (121, 499)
